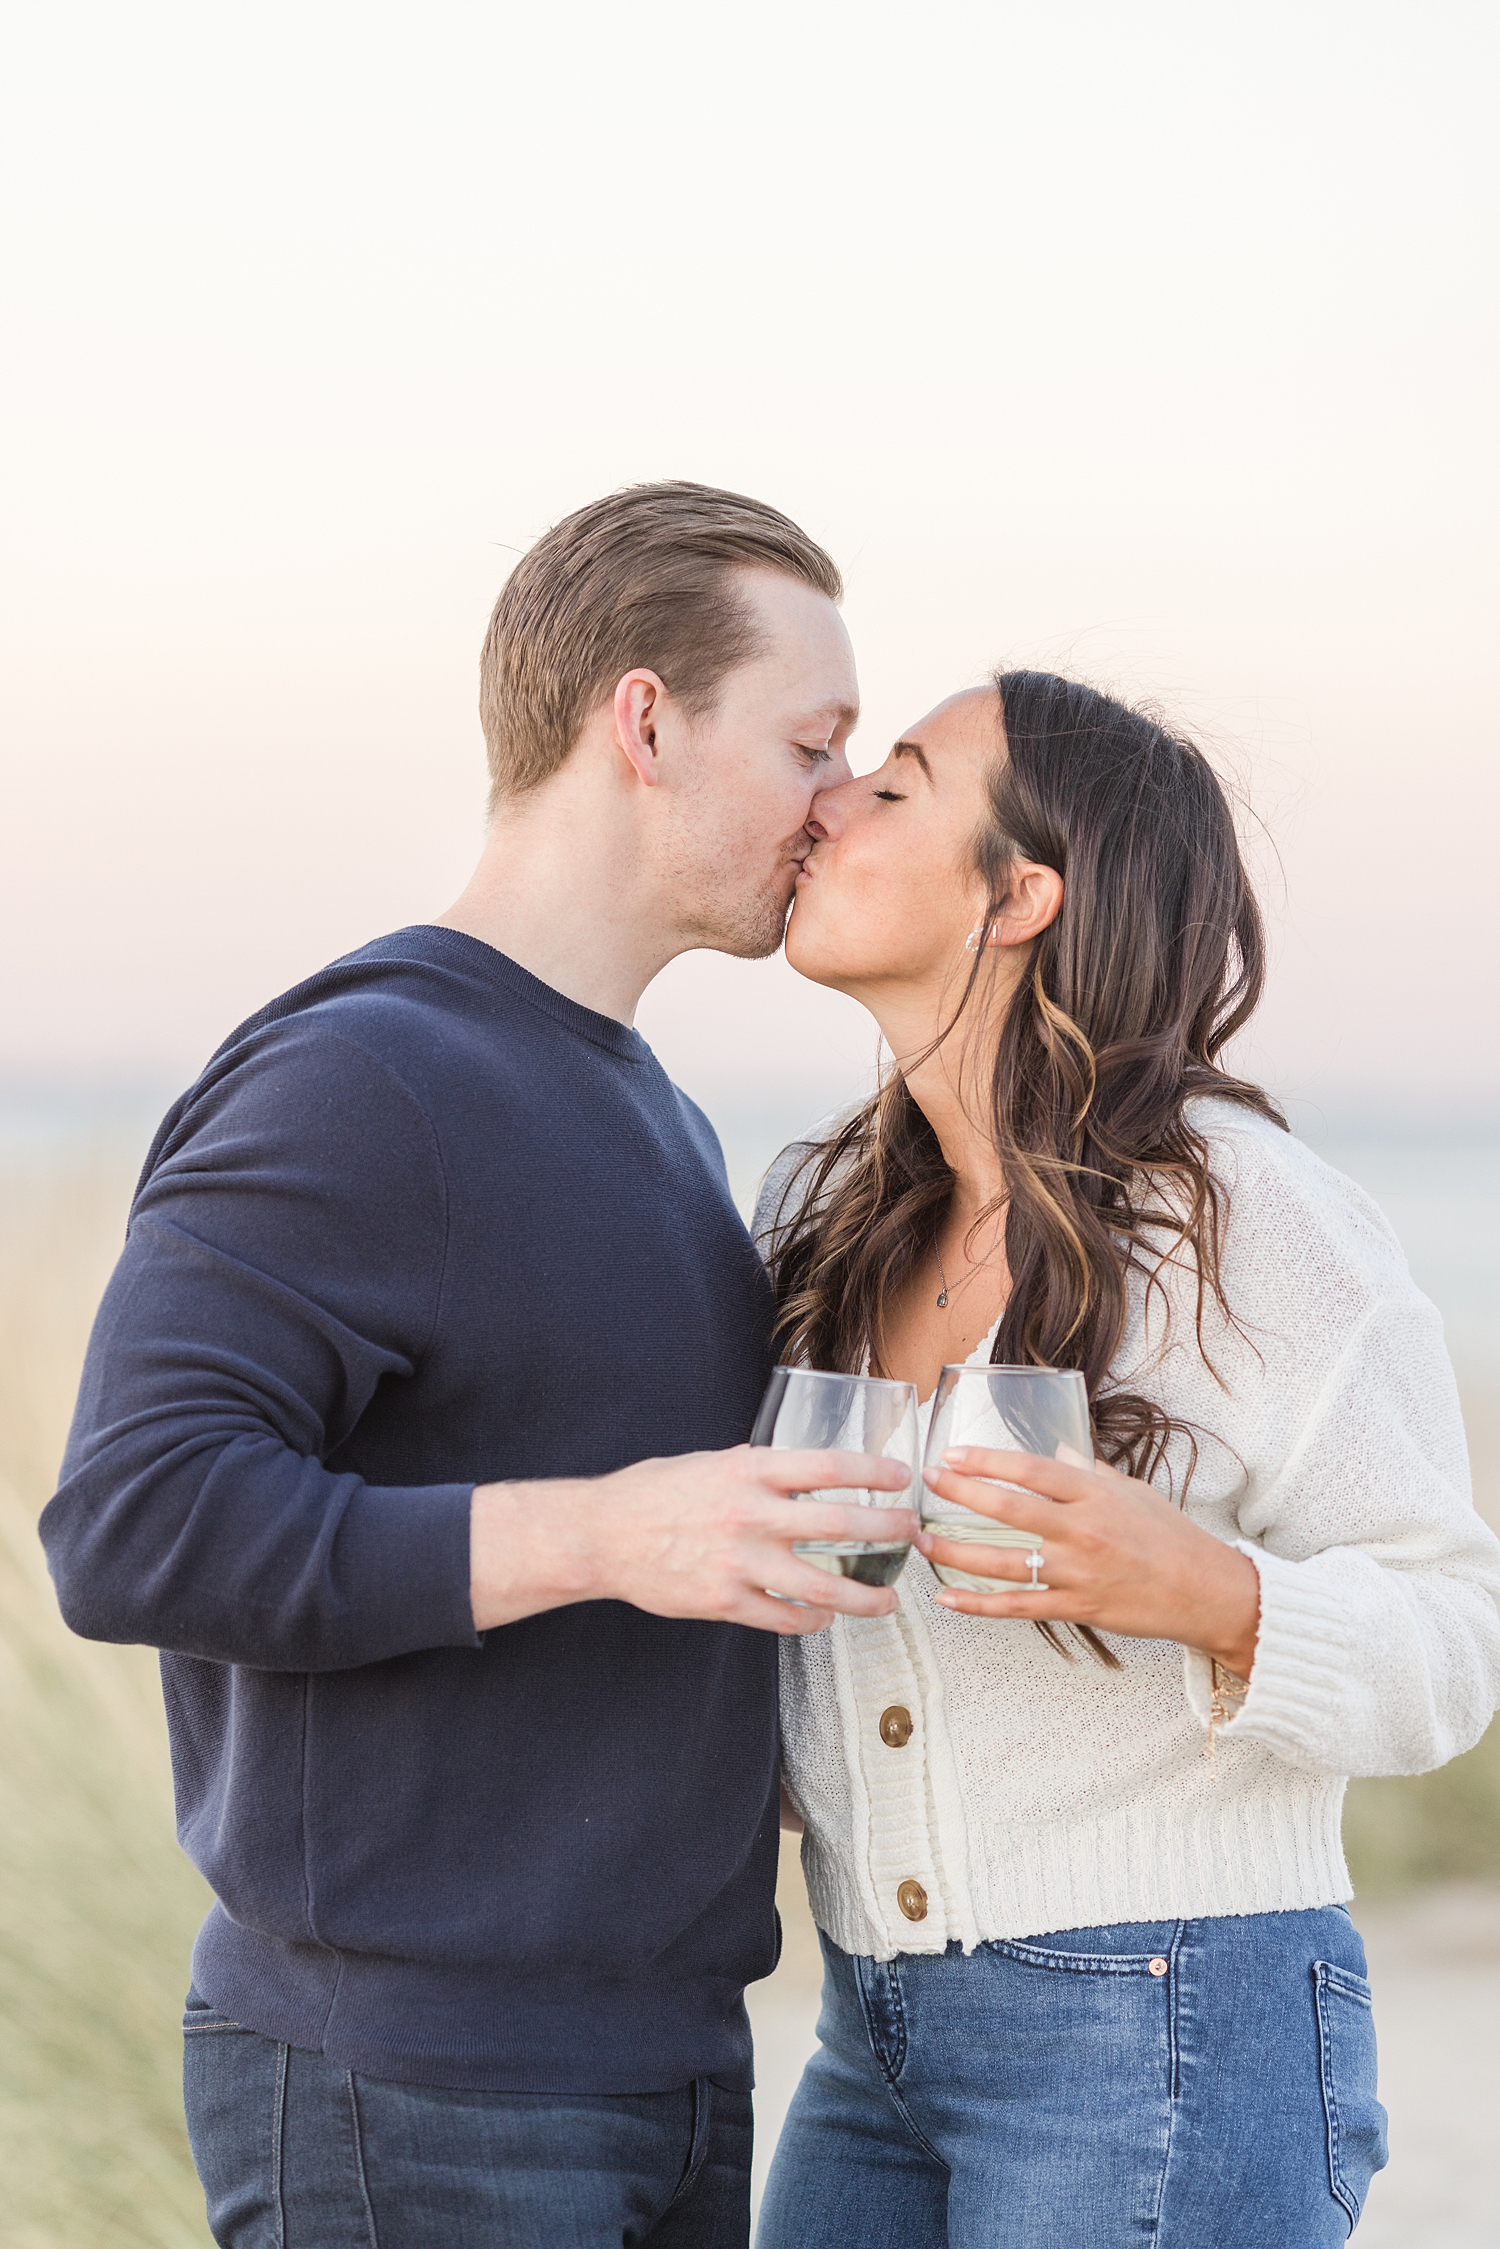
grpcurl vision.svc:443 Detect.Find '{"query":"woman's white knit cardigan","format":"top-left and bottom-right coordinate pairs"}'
top-left (754, 1098), bottom-right (1500, 1960)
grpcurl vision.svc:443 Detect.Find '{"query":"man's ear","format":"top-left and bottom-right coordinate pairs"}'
top-left (991, 862), bottom-right (1064, 947)
top-left (613, 670), bottom-right (668, 788)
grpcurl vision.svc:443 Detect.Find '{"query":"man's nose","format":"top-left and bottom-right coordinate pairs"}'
top-left (807, 770), bottom-right (856, 840)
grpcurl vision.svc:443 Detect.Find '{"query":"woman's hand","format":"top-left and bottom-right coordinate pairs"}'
top-left (917, 1447), bottom-right (1260, 1679)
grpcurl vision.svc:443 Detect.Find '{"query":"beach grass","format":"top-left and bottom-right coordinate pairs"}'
top-left (0, 1474), bottom-right (212, 2247)
top-left (0, 1166), bottom-right (212, 2246)
top-left (0, 1157), bottom-right (1494, 2241)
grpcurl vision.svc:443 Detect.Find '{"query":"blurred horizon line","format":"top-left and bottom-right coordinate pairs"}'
top-left (1, 1066), bottom-right (1495, 1156)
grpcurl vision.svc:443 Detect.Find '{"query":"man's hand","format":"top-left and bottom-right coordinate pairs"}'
top-left (470, 1445), bottom-right (916, 1635)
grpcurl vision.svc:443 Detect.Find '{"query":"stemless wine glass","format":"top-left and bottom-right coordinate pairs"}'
top-left (751, 1367), bottom-right (919, 1589)
top-left (921, 1365), bottom-right (1092, 1593)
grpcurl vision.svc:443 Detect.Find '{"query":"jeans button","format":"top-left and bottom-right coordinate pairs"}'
top-left (1149, 1957), bottom-right (1169, 1977)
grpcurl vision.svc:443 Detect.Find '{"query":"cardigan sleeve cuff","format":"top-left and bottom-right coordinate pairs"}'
top-left (1181, 1541), bottom-right (1353, 1763)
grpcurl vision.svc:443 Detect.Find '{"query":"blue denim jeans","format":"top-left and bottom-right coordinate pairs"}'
top-left (182, 1991), bottom-right (751, 2247)
top-left (757, 1908), bottom-right (1386, 2248)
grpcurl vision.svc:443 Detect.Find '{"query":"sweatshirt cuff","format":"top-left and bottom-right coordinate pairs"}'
top-left (329, 1481), bottom-right (481, 1666)
top-left (1182, 1541), bottom-right (1352, 1761)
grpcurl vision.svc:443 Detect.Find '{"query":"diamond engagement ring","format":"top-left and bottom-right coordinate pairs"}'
top-left (1026, 1548), bottom-right (1048, 1591)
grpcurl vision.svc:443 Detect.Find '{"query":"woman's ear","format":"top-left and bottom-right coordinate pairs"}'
top-left (990, 862), bottom-right (1064, 948)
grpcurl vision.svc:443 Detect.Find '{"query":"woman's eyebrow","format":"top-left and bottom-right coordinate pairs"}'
top-left (892, 739), bottom-right (933, 779)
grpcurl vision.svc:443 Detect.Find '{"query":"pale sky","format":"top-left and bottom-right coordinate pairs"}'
top-left (2, 1), bottom-right (1496, 1133)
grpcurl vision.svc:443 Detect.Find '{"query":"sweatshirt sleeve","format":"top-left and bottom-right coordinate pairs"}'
top-left (39, 1022), bottom-right (481, 1672)
top-left (1183, 1286), bottom-right (1500, 1775)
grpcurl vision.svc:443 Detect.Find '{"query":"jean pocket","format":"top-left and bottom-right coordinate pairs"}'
top-left (1313, 1961), bottom-right (1388, 2230)
top-left (981, 1929), bottom-right (1177, 1977)
top-left (183, 1985), bottom-right (245, 2034)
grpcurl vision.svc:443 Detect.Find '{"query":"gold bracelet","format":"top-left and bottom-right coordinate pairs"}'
top-left (1205, 1658), bottom-right (1250, 1761)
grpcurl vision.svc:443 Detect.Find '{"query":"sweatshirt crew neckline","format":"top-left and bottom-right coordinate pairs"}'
top-left (405, 925), bottom-right (653, 1065)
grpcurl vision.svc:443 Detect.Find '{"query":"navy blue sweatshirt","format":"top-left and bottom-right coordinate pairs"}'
top-left (42, 927), bottom-right (782, 2092)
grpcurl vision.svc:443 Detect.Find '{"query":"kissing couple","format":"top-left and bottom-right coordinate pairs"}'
top-left (45, 482), bottom-right (1499, 2247)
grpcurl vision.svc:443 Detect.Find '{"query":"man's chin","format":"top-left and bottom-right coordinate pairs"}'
top-left (682, 883), bottom-right (795, 963)
top-left (716, 900), bottom-right (793, 963)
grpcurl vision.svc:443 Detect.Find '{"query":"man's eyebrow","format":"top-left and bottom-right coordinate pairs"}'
top-left (792, 701), bottom-right (859, 736)
top-left (892, 738), bottom-right (933, 778)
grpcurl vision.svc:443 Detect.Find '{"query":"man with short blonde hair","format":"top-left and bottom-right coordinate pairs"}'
top-left (480, 479), bottom-right (844, 802)
top-left (46, 481), bottom-right (914, 2246)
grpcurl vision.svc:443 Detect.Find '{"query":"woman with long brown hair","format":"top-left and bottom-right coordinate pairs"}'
top-left (753, 672), bottom-right (1500, 2248)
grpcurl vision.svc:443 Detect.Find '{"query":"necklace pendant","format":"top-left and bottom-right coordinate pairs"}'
top-left (936, 1289), bottom-right (948, 1308)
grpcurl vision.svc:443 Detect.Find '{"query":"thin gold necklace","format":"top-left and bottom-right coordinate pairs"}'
top-left (934, 1240), bottom-right (990, 1309)
top-left (935, 1200), bottom-right (1008, 1308)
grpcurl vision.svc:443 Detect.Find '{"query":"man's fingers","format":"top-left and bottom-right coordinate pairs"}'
top-left (735, 1589), bottom-right (838, 1635)
top-left (732, 1578), bottom-right (900, 1632)
top-left (772, 1562), bottom-right (903, 1618)
top-left (754, 1448), bottom-right (913, 1495)
top-left (763, 1499), bottom-right (917, 1547)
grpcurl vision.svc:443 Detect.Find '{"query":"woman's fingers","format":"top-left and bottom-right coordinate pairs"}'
top-left (919, 1531), bottom-right (1057, 1585)
top-left (932, 1585), bottom-right (1079, 1619)
top-left (920, 1462), bottom-right (1060, 1532)
top-left (937, 1446), bottom-right (1100, 1502)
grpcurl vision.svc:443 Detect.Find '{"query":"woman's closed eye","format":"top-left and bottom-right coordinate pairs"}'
top-left (873, 788), bottom-right (907, 803)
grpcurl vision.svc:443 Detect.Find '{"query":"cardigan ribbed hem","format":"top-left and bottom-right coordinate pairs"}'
top-left (800, 1772), bottom-right (1351, 1963)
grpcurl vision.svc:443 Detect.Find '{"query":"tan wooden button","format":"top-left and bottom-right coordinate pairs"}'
top-left (1149, 1957), bottom-right (1169, 1977)
top-left (879, 1705), bottom-right (914, 1748)
top-left (897, 1879), bottom-right (928, 1922)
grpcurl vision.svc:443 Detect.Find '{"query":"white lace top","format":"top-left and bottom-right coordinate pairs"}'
top-left (754, 1099), bottom-right (1500, 1958)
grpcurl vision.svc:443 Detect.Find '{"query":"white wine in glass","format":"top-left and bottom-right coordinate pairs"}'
top-left (922, 1366), bottom-right (1092, 1593)
top-left (751, 1366), bottom-right (919, 1588)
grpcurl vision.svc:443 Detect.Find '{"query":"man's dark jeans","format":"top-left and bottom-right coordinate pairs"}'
top-left (183, 1991), bottom-right (752, 2248)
